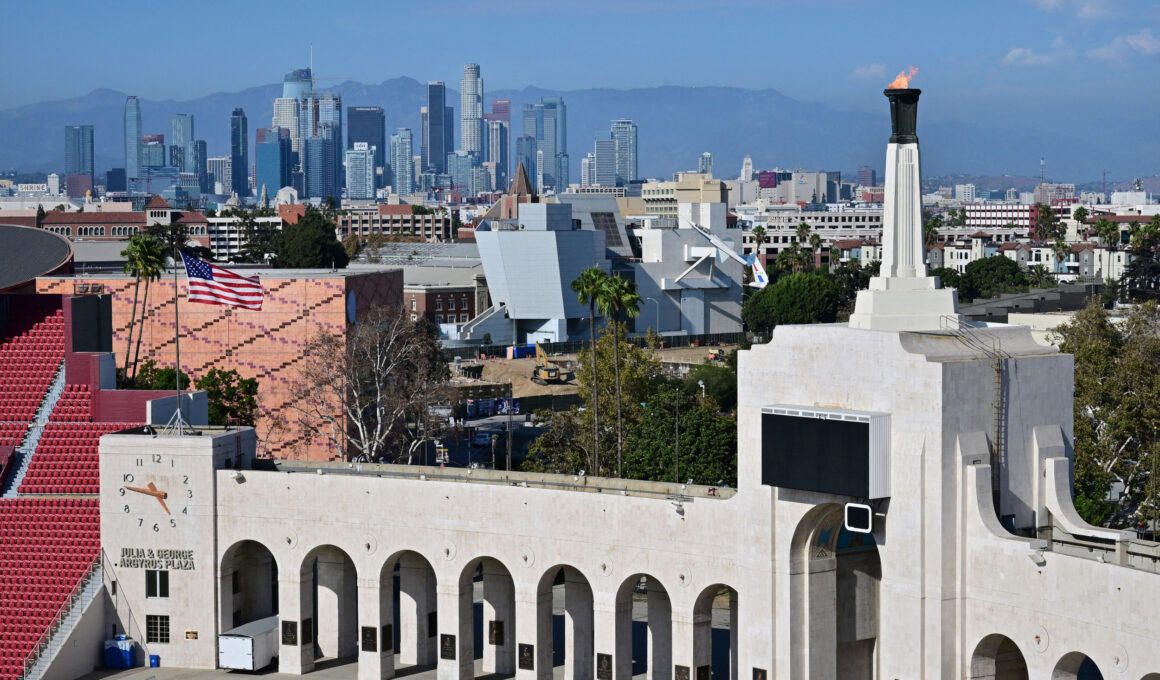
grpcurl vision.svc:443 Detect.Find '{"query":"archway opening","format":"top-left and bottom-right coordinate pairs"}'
top-left (301, 544), bottom-right (359, 662)
top-left (615, 574), bottom-right (671, 680)
top-left (1053, 652), bottom-right (1104, 680)
top-left (789, 504), bottom-right (880, 680)
top-left (219, 539), bottom-right (278, 632)
top-left (382, 551), bottom-right (438, 673)
top-left (459, 556), bottom-right (517, 679)
top-left (969, 634), bottom-right (1028, 680)
top-left (536, 565), bottom-right (594, 680)
top-left (693, 585), bottom-right (737, 680)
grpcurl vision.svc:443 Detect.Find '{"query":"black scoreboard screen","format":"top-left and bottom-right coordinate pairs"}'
top-left (761, 411), bottom-right (872, 497)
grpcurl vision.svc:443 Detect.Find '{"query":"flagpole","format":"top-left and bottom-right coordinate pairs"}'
top-left (173, 243), bottom-right (183, 436)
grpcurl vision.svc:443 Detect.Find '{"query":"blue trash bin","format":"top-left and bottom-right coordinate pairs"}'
top-left (149, 654), bottom-right (160, 668)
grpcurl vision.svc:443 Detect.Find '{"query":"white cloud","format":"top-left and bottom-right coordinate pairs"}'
top-left (1087, 28), bottom-right (1160, 60)
top-left (850, 63), bottom-right (886, 80)
top-left (1004, 47), bottom-right (1056, 65)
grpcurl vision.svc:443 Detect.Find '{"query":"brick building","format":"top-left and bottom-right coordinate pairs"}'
top-left (39, 195), bottom-right (210, 249)
top-left (336, 204), bottom-right (454, 242)
top-left (36, 266), bottom-right (403, 461)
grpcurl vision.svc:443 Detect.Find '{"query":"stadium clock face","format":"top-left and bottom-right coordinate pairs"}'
top-left (118, 453), bottom-right (196, 533)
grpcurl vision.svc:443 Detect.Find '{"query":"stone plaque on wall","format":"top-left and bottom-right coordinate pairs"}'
top-left (519, 643), bottom-right (535, 670)
top-left (441, 633), bottom-right (457, 660)
top-left (489, 620), bottom-right (504, 646)
top-left (752, 668), bottom-right (767, 680)
top-left (382, 624), bottom-right (394, 651)
top-left (696, 665), bottom-right (711, 680)
top-left (597, 653), bottom-right (613, 680)
top-left (281, 621), bottom-right (298, 646)
top-left (676, 665), bottom-right (690, 680)
top-left (362, 626), bottom-right (377, 652)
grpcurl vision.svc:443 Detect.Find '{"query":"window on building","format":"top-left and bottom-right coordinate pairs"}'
top-left (146, 570), bottom-right (169, 598)
top-left (145, 615), bottom-right (170, 643)
top-left (411, 299), bottom-right (417, 311)
top-left (410, 314), bottom-right (417, 322)
top-left (435, 299), bottom-right (442, 311)
top-left (460, 313), bottom-right (469, 323)
top-left (435, 315), bottom-right (443, 324)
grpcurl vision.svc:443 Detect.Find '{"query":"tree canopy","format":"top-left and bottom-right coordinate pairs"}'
top-left (1053, 302), bottom-right (1160, 528)
top-left (742, 272), bottom-right (838, 333)
top-left (271, 207), bottom-right (349, 269)
top-left (622, 387), bottom-right (737, 486)
top-left (958, 255), bottom-right (1029, 302)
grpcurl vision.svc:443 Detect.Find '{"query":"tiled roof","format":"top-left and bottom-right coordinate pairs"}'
top-left (175, 211), bottom-right (208, 224)
top-left (144, 195), bottom-right (170, 209)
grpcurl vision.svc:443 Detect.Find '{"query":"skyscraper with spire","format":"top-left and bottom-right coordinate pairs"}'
top-left (460, 63), bottom-right (484, 157)
top-left (124, 96), bottom-right (142, 189)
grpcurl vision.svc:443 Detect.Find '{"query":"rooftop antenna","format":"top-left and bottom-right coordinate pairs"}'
top-left (310, 45), bottom-right (315, 89)
top-left (1040, 157), bottom-right (1046, 183)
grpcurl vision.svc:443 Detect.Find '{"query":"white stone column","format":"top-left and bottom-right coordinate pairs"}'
top-left (399, 562), bottom-right (436, 665)
top-left (436, 574), bottom-right (473, 680)
top-left (515, 580), bottom-right (551, 680)
top-left (598, 591), bottom-right (629, 680)
top-left (482, 564), bottom-right (516, 675)
top-left (688, 602), bottom-right (711, 678)
top-left (359, 577), bottom-right (394, 680)
top-left (278, 570), bottom-right (315, 675)
top-left (647, 588), bottom-right (673, 680)
top-left (806, 560), bottom-right (836, 680)
top-left (316, 555), bottom-right (346, 658)
top-left (728, 595), bottom-right (738, 680)
top-left (564, 574), bottom-right (594, 680)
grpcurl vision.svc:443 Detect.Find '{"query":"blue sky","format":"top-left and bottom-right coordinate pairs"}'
top-left (2, 0), bottom-right (1158, 127)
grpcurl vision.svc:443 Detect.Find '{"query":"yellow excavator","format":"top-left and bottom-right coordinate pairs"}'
top-left (531, 342), bottom-right (561, 385)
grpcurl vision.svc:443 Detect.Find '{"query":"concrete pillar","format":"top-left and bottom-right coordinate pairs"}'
top-left (807, 559), bottom-right (837, 680)
top-left (316, 554), bottom-right (347, 658)
top-left (515, 579), bottom-right (550, 680)
top-left (482, 564), bottom-right (516, 675)
top-left (437, 573), bottom-right (473, 680)
top-left (647, 588), bottom-right (672, 680)
top-left (689, 602), bottom-right (711, 676)
top-left (672, 604), bottom-right (697, 680)
top-left (595, 591), bottom-right (626, 680)
top-left (399, 562), bottom-right (436, 665)
top-left (564, 573), bottom-right (594, 680)
top-left (358, 577), bottom-right (394, 680)
top-left (278, 570), bottom-right (315, 675)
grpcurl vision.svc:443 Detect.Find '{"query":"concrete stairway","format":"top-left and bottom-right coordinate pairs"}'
top-left (2, 361), bottom-right (66, 498)
top-left (21, 560), bottom-right (103, 680)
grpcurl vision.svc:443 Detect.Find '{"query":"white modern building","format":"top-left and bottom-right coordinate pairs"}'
top-left (460, 64), bottom-right (484, 156)
top-left (346, 144), bottom-right (377, 201)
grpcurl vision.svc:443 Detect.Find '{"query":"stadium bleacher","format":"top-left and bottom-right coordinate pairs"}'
top-left (0, 298), bottom-right (135, 679)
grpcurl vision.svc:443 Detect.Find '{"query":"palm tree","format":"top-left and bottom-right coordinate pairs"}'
top-left (750, 225), bottom-right (766, 256)
top-left (571, 266), bottom-right (608, 473)
top-left (123, 235), bottom-right (167, 383)
top-left (793, 222), bottom-right (813, 273)
top-left (809, 233), bottom-right (822, 269)
top-left (597, 274), bottom-right (641, 477)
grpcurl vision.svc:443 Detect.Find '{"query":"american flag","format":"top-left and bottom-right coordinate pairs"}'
top-left (181, 253), bottom-right (264, 311)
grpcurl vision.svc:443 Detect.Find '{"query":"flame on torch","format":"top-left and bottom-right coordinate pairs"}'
top-left (886, 66), bottom-right (918, 89)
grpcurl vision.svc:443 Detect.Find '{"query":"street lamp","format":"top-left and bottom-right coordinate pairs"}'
top-left (698, 380), bottom-right (705, 399)
top-left (644, 297), bottom-right (660, 333)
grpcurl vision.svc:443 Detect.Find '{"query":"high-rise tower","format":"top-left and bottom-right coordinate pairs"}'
top-left (610, 119), bottom-right (637, 186)
top-left (348, 107), bottom-right (386, 188)
top-left (124, 96), bottom-right (142, 188)
top-left (64, 125), bottom-right (94, 179)
top-left (460, 63), bottom-right (484, 156)
top-left (169, 114), bottom-right (195, 171)
top-left (298, 92), bottom-right (343, 200)
top-left (424, 82), bottom-right (449, 173)
top-left (230, 108), bottom-right (249, 197)
top-left (390, 128), bottom-right (414, 196)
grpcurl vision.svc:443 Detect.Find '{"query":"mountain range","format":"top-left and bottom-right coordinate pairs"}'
top-left (2, 77), bottom-right (1155, 185)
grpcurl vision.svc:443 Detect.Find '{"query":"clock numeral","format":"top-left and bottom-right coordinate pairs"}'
top-left (136, 458), bottom-right (142, 467)
top-left (187, 489), bottom-right (193, 498)
top-left (182, 507), bottom-right (189, 515)
top-left (122, 505), bottom-right (129, 513)
top-left (152, 523), bottom-right (159, 532)
top-left (169, 519), bottom-right (176, 528)
top-left (182, 475), bottom-right (188, 485)
top-left (119, 488), bottom-right (125, 496)
top-left (171, 459), bottom-right (175, 467)
top-left (152, 454), bottom-right (162, 464)
top-left (137, 518), bottom-right (143, 527)
top-left (122, 473), bottom-right (134, 483)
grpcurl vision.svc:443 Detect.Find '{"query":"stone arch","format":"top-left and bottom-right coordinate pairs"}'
top-left (457, 556), bottom-right (517, 678)
top-left (535, 564), bottom-right (595, 680)
top-left (969, 634), bottom-right (1028, 679)
top-left (300, 544), bottom-right (359, 661)
top-left (789, 502), bottom-right (880, 680)
top-left (218, 539), bottom-right (279, 633)
top-left (380, 549), bottom-right (439, 671)
top-left (1052, 652), bottom-right (1104, 680)
top-left (692, 584), bottom-right (738, 680)
top-left (615, 573), bottom-right (672, 680)
top-left (1139, 674), bottom-right (1160, 680)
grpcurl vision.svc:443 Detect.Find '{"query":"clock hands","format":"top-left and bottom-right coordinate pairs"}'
top-left (123, 482), bottom-right (171, 515)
